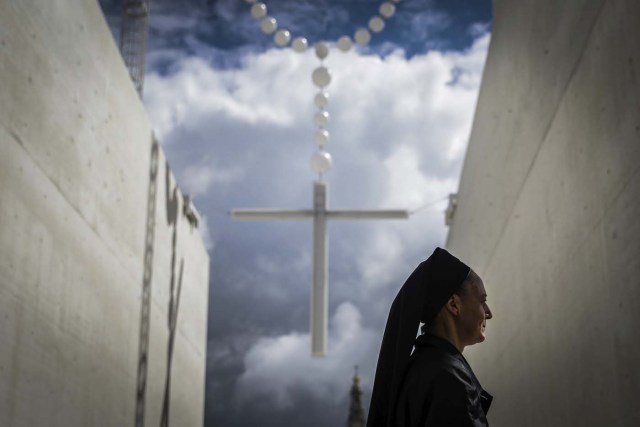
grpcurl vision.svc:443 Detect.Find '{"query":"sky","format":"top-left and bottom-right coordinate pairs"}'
top-left (98, 1), bottom-right (492, 425)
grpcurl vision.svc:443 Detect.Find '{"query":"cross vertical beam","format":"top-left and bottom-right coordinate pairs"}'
top-left (312, 182), bottom-right (328, 356)
top-left (231, 181), bottom-right (409, 356)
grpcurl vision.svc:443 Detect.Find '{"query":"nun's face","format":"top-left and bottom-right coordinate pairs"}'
top-left (458, 278), bottom-right (492, 346)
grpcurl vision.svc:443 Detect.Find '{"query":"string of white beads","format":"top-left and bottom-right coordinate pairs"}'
top-left (245, 0), bottom-right (401, 177)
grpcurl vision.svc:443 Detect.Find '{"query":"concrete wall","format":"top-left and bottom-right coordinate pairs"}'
top-left (447, 0), bottom-right (640, 425)
top-left (0, 1), bottom-right (209, 426)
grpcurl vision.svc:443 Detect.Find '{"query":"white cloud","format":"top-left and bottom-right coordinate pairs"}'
top-left (383, 145), bottom-right (433, 207)
top-left (197, 213), bottom-right (214, 251)
top-left (144, 33), bottom-right (490, 163)
top-left (144, 51), bottom-right (311, 142)
top-left (234, 302), bottom-right (379, 410)
top-left (408, 10), bottom-right (452, 42)
top-left (181, 162), bottom-right (244, 196)
top-left (469, 22), bottom-right (492, 38)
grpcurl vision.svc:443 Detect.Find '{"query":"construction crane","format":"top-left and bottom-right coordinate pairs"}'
top-left (119, 0), bottom-right (151, 98)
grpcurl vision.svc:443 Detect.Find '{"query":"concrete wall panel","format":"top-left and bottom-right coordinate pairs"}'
top-left (0, 1), bottom-right (209, 425)
top-left (448, 0), bottom-right (640, 425)
top-left (448, 0), bottom-right (608, 271)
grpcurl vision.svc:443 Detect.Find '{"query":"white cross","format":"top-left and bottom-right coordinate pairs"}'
top-left (231, 180), bottom-right (409, 356)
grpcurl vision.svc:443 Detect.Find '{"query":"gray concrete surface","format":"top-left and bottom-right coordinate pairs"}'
top-left (0, 1), bottom-right (209, 425)
top-left (447, 0), bottom-right (640, 425)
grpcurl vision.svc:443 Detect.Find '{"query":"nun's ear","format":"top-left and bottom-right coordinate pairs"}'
top-left (444, 294), bottom-right (462, 316)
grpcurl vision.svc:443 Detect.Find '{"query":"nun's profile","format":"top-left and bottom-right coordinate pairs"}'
top-left (367, 247), bottom-right (493, 427)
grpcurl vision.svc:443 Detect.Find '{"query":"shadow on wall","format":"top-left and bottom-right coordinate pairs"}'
top-left (133, 137), bottom-right (187, 427)
top-left (135, 137), bottom-right (159, 427)
top-left (160, 158), bottom-right (185, 426)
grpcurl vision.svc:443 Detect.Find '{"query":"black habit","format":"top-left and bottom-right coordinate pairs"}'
top-left (393, 334), bottom-right (492, 426)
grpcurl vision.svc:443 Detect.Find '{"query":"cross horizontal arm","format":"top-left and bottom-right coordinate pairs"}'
top-left (230, 209), bottom-right (314, 220)
top-left (325, 209), bottom-right (410, 220)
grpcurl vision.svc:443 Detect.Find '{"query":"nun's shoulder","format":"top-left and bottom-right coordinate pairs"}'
top-left (411, 335), bottom-right (472, 379)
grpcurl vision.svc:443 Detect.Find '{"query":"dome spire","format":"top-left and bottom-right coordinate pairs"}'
top-left (347, 365), bottom-right (366, 427)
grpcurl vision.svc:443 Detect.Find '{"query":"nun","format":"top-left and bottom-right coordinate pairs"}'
top-left (367, 247), bottom-right (493, 427)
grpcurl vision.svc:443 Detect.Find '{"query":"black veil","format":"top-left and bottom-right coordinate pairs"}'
top-left (366, 247), bottom-right (470, 427)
